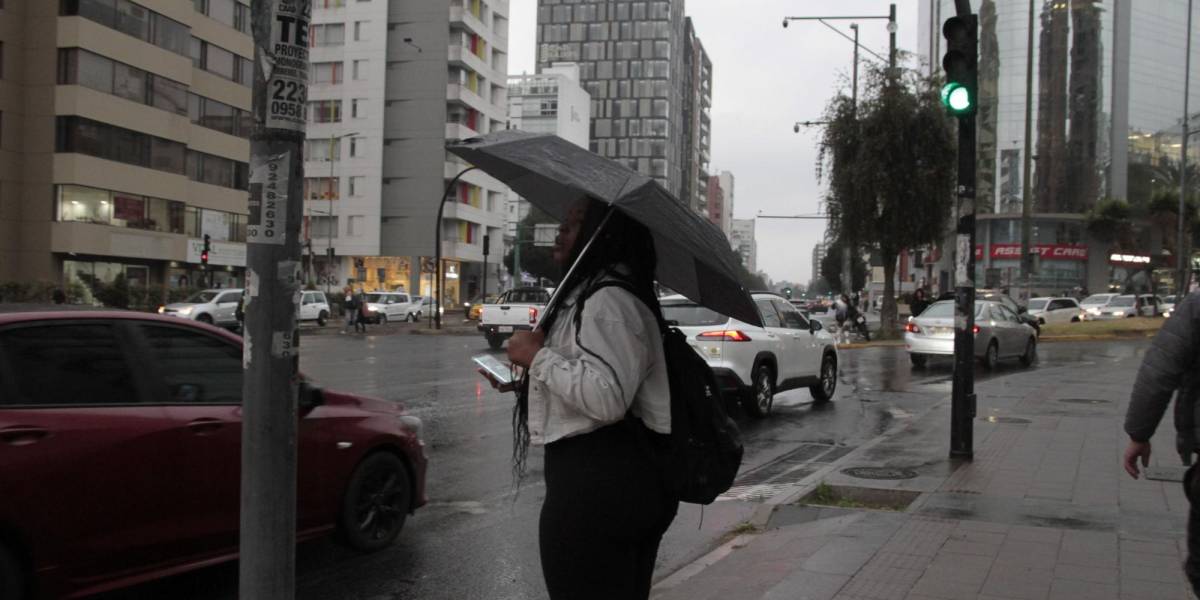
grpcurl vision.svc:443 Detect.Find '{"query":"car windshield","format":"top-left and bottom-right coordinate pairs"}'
top-left (1082, 295), bottom-right (1112, 305)
top-left (1027, 299), bottom-right (1049, 311)
top-left (1110, 296), bottom-right (1136, 307)
top-left (1165, 295), bottom-right (1177, 303)
top-left (185, 291), bottom-right (218, 304)
top-left (920, 301), bottom-right (984, 318)
top-left (661, 301), bottom-right (726, 326)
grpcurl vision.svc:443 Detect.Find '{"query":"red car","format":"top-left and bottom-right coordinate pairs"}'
top-left (0, 306), bottom-right (427, 599)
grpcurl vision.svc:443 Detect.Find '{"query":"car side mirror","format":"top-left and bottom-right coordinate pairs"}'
top-left (810, 319), bottom-right (823, 333)
top-left (298, 380), bottom-right (324, 411)
top-left (1018, 306), bottom-right (1028, 314)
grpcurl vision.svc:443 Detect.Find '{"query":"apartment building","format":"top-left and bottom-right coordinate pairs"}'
top-left (0, 0), bottom-right (254, 291)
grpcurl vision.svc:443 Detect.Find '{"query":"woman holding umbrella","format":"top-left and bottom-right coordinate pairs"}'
top-left (502, 197), bottom-right (677, 600)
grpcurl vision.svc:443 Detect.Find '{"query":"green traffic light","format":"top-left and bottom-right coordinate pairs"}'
top-left (941, 82), bottom-right (973, 113)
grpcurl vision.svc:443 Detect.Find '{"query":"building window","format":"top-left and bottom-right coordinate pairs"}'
top-left (310, 216), bottom-right (338, 238)
top-left (312, 61), bottom-right (343, 84)
top-left (354, 20), bottom-right (368, 41)
top-left (316, 0), bottom-right (345, 7)
top-left (307, 99), bottom-right (342, 123)
top-left (187, 93), bottom-right (251, 137)
top-left (352, 59), bottom-right (366, 80)
top-left (190, 38), bottom-right (251, 86)
top-left (310, 23), bottom-right (345, 47)
top-left (58, 48), bottom-right (189, 116)
top-left (56, 116), bottom-right (188, 176)
top-left (349, 176), bottom-right (363, 196)
top-left (185, 150), bottom-right (248, 190)
top-left (304, 177), bottom-right (339, 201)
top-left (303, 138), bottom-right (341, 161)
top-left (351, 98), bottom-right (365, 118)
top-left (61, 0), bottom-right (189, 56)
top-left (57, 184), bottom-right (187, 234)
top-left (347, 215), bottom-right (363, 236)
top-left (349, 136), bottom-right (363, 157)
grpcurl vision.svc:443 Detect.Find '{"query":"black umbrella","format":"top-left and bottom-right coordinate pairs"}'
top-left (447, 130), bottom-right (762, 327)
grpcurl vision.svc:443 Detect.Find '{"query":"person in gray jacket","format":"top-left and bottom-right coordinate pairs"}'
top-left (1123, 291), bottom-right (1200, 593)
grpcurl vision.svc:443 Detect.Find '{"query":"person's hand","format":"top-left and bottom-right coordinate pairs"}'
top-left (1124, 440), bottom-right (1152, 479)
top-left (507, 329), bottom-right (545, 369)
top-left (477, 368), bottom-right (516, 393)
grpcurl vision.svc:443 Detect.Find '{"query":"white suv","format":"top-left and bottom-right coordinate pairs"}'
top-left (660, 293), bottom-right (840, 418)
top-left (159, 288), bottom-right (243, 328)
top-left (364, 292), bottom-right (411, 324)
top-left (299, 291), bottom-right (331, 326)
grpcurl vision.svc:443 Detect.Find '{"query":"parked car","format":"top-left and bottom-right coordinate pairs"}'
top-left (479, 287), bottom-right (551, 350)
top-left (1163, 294), bottom-right (1179, 318)
top-left (405, 296), bottom-right (438, 322)
top-left (1094, 294), bottom-right (1161, 319)
top-left (299, 290), bottom-right (331, 326)
top-left (1080, 293), bottom-right (1120, 319)
top-left (660, 292), bottom-right (840, 418)
top-left (158, 288), bottom-right (243, 328)
top-left (363, 292), bottom-right (412, 324)
top-left (0, 306), bottom-right (427, 599)
top-left (905, 300), bottom-right (1037, 369)
top-left (1026, 296), bottom-right (1084, 324)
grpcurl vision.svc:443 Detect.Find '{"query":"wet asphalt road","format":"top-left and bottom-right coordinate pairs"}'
top-left (97, 333), bottom-right (1145, 600)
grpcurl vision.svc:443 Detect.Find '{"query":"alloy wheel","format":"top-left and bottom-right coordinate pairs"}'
top-left (354, 467), bottom-right (405, 542)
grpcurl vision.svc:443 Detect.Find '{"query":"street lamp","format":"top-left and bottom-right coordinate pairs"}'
top-left (321, 131), bottom-right (358, 293)
top-left (435, 166), bottom-right (479, 329)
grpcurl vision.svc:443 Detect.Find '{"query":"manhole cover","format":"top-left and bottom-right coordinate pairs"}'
top-left (1057, 398), bottom-right (1111, 405)
top-left (980, 416), bottom-right (1032, 424)
top-left (841, 466), bottom-right (918, 480)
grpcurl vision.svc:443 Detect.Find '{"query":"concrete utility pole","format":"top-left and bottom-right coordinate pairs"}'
top-left (242, 0), bottom-right (310, 596)
top-left (1179, 0), bottom-right (1194, 296)
top-left (1020, 0), bottom-right (1035, 299)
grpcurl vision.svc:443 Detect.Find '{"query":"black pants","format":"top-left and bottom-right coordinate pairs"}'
top-left (1185, 464), bottom-right (1200, 593)
top-left (540, 420), bottom-right (679, 600)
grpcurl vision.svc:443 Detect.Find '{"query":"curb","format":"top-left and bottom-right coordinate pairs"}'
top-left (1039, 331), bottom-right (1158, 342)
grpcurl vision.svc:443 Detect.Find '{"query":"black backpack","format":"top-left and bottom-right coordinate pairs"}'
top-left (584, 281), bottom-right (744, 505)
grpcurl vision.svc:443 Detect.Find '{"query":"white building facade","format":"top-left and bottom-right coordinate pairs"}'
top-left (730, 218), bottom-right (757, 274)
top-left (308, 0), bottom-right (510, 309)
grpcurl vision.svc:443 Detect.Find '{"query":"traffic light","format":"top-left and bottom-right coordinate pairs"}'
top-left (940, 15), bottom-right (978, 116)
top-left (201, 234), bottom-right (211, 266)
top-left (783, 287), bottom-right (793, 299)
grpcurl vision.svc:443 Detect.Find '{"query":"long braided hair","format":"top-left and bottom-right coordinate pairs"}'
top-left (511, 199), bottom-right (662, 481)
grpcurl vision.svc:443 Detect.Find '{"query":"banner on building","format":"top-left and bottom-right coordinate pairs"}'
top-left (975, 244), bottom-right (1089, 261)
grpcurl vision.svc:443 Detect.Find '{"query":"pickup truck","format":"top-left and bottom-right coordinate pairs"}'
top-left (479, 287), bottom-right (551, 349)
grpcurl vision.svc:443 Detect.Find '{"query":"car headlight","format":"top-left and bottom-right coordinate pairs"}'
top-left (398, 414), bottom-right (424, 440)
top-left (178, 306), bottom-right (194, 316)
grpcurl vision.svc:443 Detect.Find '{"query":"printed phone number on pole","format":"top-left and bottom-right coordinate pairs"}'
top-left (265, 0), bottom-right (310, 131)
top-left (247, 152), bottom-right (289, 245)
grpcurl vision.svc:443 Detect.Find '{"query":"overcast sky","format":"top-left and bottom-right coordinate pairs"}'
top-left (507, 0), bottom-right (921, 287)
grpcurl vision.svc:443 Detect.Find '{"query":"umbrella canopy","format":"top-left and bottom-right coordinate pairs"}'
top-left (447, 130), bottom-right (762, 327)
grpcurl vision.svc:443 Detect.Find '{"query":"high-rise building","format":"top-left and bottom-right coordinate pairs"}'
top-left (918, 0), bottom-right (1200, 294)
top-left (811, 242), bottom-right (827, 289)
top-left (534, 0), bottom-right (710, 205)
top-left (316, 0), bottom-right (510, 307)
top-left (705, 169), bottom-right (733, 239)
top-left (0, 0), bottom-right (254, 293)
top-left (730, 218), bottom-right (756, 274)
top-left (504, 62), bottom-right (590, 287)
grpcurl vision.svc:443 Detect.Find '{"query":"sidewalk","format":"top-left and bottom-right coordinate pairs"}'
top-left (653, 345), bottom-right (1194, 600)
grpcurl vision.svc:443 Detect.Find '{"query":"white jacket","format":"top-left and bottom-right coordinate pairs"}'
top-left (526, 282), bottom-right (670, 446)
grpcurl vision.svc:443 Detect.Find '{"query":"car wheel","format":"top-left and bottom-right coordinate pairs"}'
top-left (1019, 337), bottom-right (1037, 367)
top-left (486, 334), bottom-right (504, 350)
top-left (1037, 317), bottom-right (1045, 326)
top-left (0, 543), bottom-right (24, 600)
top-left (405, 313), bottom-right (415, 323)
top-left (196, 313), bottom-right (213, 325)
top-left (810, 354), bottom-right (837, 403)
top-left (317, 311), bottom-right (328, 327)
top-left (910, 353), bottom-right (927, 368)
top-left (339, 452), bottom-right (412, 552)
top-left (378, 314), bottom-right (388, 326)
top-left (982, 340), bottom-right (999, 370)
top-left (1070, 316), bottom-right (1081, 323)
top-left (742, 364), bottom-right (774, 418)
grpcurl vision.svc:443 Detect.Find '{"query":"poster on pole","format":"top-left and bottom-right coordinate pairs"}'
top-left (247, 152), bottom-right (290, 245)
top-left (265, 0), bottom-right (310, 131)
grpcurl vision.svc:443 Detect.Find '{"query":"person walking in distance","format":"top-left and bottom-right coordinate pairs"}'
top-left (910, 288), bottom-right (930, 319)
top-left (1122, 292), bottom-right (1200, 594)
top-left (834, 294), bottom-right (850, 343)
top-left (354, 287), bottom-right (368, 333)
top-left (341, 286), bottom-right (356, 334)
top-left (489, 197), bottom-right (677, 600)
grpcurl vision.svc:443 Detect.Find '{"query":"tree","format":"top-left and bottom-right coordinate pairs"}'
top-left (817, 65), bottom-right (957, 338)
top-left (1085, 197), bottom-right (1134, 248)
top-left (820, 244), bottom-right (867, 293)
top-left (503, 205), bottom-right (559, 285)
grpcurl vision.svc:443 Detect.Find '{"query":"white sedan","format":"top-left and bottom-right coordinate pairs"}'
top-left (1026, 297), bottom-right (1084, 324)
top-left (905, 300), bottom-right (1037, 369)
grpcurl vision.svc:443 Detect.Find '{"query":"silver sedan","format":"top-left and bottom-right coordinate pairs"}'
top-left (905, 300), bottom-right (1038, 369)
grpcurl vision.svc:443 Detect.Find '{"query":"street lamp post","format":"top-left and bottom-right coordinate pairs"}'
top-left (1178, 0), bottom-right (1194, 296)
top-left (323, 131), bottom-right (358, 293)
top-left (436, 166), bottom-right (478, 329)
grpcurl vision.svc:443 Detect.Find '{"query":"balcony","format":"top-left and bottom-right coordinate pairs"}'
top-left (449, 4), bottom-right (488, 39)
top-left (448, 44), bottom-right (493, 79)
top-left (447, 83), bottom-right (496, 116)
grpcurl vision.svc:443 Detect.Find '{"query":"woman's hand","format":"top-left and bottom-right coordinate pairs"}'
top-left (507, 329), bottom-right (545, 368)
top-left (477, 368), bottom-right (516, 393)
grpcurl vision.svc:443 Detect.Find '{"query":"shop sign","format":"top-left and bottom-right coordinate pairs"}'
top-left (187, 239), bottom-right (247, 267)
top-left (1109, 253), bottom-right (1151, 265)
top-left (974, 244), bottom-right (1089, 261)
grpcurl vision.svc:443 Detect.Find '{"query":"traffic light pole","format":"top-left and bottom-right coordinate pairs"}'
top-left (948, 5), bottom-right (978, 460)
top-left (242, 0), bottom-right (310, 596)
